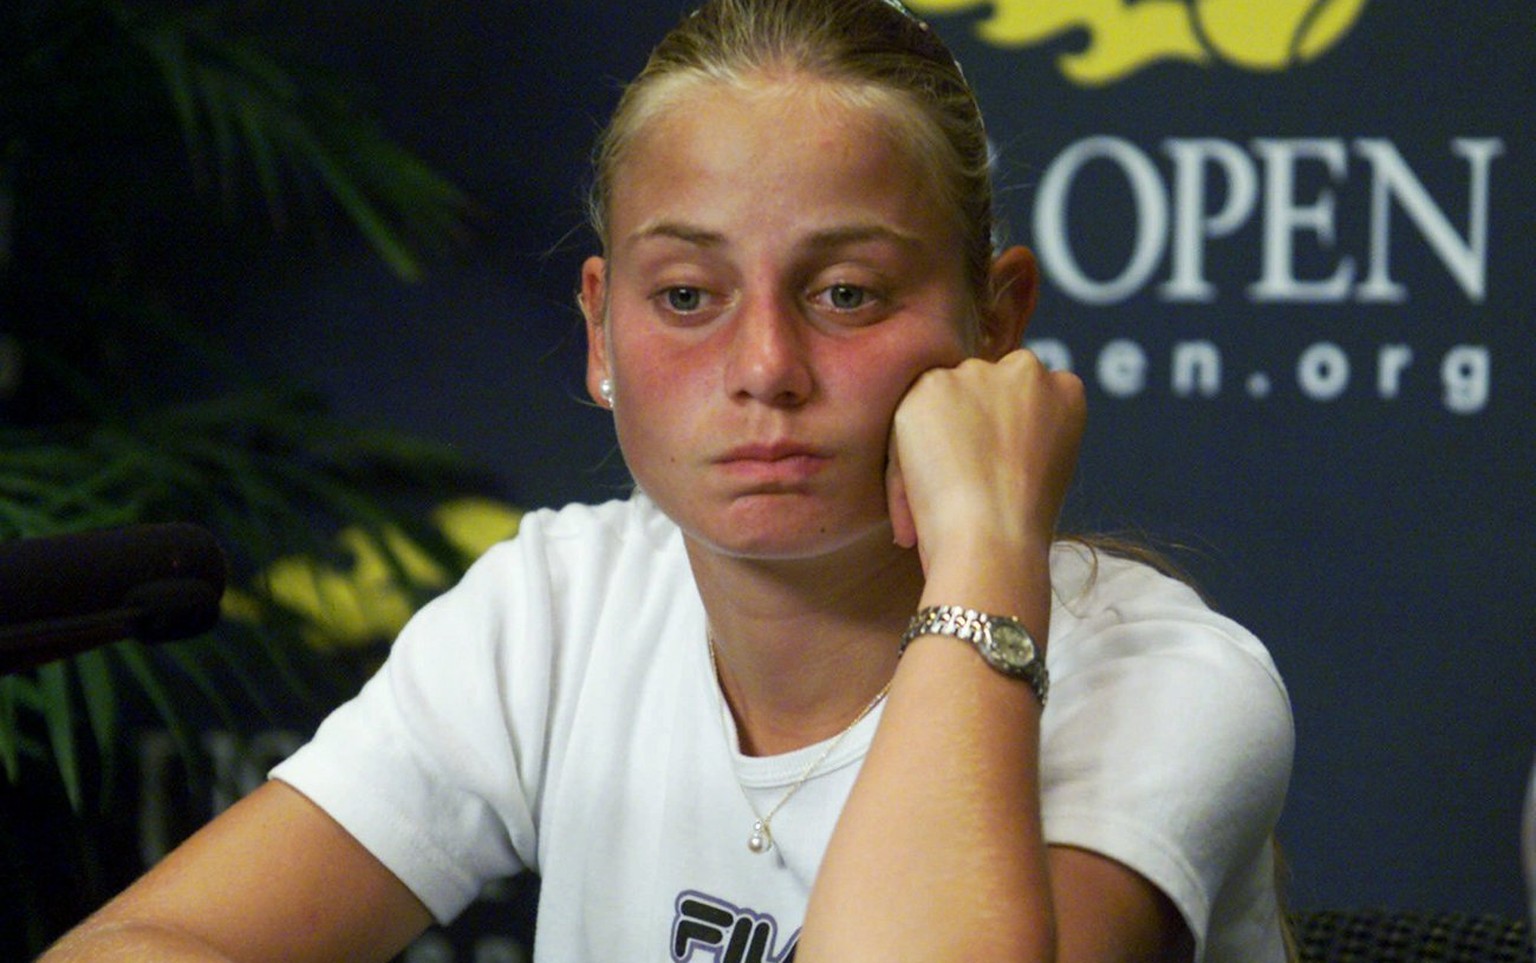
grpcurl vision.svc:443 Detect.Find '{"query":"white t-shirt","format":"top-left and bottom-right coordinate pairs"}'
top-left (272, 495), bottom-right (1294, 963)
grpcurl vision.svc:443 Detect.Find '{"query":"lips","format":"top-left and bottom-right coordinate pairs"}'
top-left (714, 441), bottom-right (831, 486)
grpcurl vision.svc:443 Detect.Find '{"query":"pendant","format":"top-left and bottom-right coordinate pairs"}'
top-left (747, 819), bottom-right (773, 854)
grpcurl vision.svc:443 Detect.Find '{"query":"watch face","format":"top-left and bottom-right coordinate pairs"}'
top-left (986, 618), bottom-right (1037, 672)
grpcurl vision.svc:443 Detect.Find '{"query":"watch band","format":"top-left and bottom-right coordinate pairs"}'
top-left (901, 605), bottom-right (1049, 706)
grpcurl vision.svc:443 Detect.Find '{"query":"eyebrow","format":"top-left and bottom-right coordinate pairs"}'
top-left (624, 221), bottom-right (925, 254)
top-left (802, 224), bottom-right (926, 253)
top-left (626, 221), bottom-right (725, 251)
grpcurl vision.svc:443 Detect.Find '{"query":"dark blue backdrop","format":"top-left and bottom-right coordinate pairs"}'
top-left (227, 0), bottom-right (1535, 922)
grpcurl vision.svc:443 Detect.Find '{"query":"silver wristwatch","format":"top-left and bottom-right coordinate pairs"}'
top-left (901, 605), bottom-right (1049, 706)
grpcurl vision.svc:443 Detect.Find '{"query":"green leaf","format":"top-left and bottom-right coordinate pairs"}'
top-left (297, 130), bottom-right (424, 280)
top-left (155, 638), bottom-right (238, 731)
top-left (230, 82), bottom-right (285, 226)
top-left (136, 16), bottom-right (204, 180)
top-left (74, 648), bottom-right (119, 806)
top-left (0, 676), bottom-right (20, 784)
top-left (114, 642), bottom-right (202, 791)
top-left (37, 663), bottom-right (82, 812)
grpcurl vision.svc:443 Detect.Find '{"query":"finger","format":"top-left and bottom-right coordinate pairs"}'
top-left (885, 445), bottom-right (919, 550)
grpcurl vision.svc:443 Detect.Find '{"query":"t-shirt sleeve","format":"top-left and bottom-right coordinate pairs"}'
top-left (1039, 551), bottom-right (1294, 960)
top-left (270, 535), bottom-right (553, 924)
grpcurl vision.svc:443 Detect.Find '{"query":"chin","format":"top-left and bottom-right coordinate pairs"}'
top-left (686, 500), bottom-right (895, 563)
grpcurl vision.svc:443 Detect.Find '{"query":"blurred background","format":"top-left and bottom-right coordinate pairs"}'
top-left (2, 0), bottom-right (1531, 958)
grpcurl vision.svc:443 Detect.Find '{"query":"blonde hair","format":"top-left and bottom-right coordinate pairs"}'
top-left (586, 0), bottom-right (995, 305)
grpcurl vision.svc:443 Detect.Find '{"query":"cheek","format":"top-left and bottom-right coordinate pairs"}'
top-left (841, 324), bottom-right (971, 406)
top-left (605, 325), bottom-right (710, 455)
top-left (604, 298), bottom-right (679, 390)
top-left (611, 332), bottom-right (712, 409)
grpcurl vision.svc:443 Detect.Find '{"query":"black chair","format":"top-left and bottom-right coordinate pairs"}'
top-left (1291, 909), bottom-right (1533, 963)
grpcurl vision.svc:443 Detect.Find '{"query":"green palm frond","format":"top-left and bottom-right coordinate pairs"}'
top-left (3, 0), bottom-right (469, 284)
top-left (0, 386), bottom-right (485, 807)
top-left (124, 4), bottom-right (468, 279)
top-left (1, 4), bottom-right (492, 953)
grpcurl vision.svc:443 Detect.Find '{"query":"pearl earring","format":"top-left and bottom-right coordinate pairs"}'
top-left (599, 377), bottom-right (615, 407)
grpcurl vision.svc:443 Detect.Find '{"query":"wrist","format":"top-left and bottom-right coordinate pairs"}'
top-left (919, 534), bottom-right (1052, 622)
top-left (900, 605), bottom-right (1049, 705)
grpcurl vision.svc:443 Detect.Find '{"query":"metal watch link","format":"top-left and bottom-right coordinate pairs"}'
top-left (901, 605), bottom-right (1049, 706)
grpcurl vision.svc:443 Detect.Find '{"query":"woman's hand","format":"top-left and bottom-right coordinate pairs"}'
top-left (807, 347), bottom-right (1084, 962)
top-left (886, 348), bottom-right (1086, 576)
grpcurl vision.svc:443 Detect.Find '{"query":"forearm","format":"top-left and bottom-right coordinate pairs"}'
top-left (40, 919), bottom-right (239, 962)
top-left (36, 781), bottom-right (433, 963)
top-left (798, 543), bottom-right (1056, 962)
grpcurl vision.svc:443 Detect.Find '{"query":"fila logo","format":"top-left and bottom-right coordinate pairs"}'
top-left (672, 891), bottom-right (798, 963)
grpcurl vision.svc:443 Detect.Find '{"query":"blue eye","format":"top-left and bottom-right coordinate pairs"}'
top-left (665, 287), bottom-right (704, 312)
top-left (825, 284), bottom-right (867, 310)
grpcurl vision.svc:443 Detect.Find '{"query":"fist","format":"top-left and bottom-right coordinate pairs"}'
top-left (886, 349), bottom-right (1085, 568)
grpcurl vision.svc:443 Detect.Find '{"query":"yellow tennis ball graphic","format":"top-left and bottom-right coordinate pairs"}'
top-left (1192, 0), bottom-right (1371, 71)
top-left (903, 0), bottom-right (1370, 84)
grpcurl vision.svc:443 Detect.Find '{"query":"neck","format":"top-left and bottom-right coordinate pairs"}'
top-left (687, 533), bottom-right (924, 756)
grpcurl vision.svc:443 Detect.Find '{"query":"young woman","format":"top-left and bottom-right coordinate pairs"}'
top-left (39, 1), bottom-right (1293, 961)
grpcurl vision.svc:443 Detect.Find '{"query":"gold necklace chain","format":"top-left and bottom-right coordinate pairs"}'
top-left (708, 636), bottom-right (893, 854)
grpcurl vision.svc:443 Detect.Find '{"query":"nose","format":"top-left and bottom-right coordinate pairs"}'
top-left (725, 293), bottom-right (813, 407)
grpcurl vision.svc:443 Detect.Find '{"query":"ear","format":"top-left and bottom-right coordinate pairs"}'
top-left (580, 255), bottom-right (612, 405)
top-left (978, 245), bottom-right (1040, 361)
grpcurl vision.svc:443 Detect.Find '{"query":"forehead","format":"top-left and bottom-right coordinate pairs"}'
top-left (608, 76), bottom-right (957, 247)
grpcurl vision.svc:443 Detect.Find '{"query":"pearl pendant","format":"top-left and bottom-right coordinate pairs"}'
top-left (747, 820), bottom-right (773, 854)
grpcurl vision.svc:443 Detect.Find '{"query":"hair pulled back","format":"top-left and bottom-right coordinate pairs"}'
top-left (587, 0), bottom-right (995, 302)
